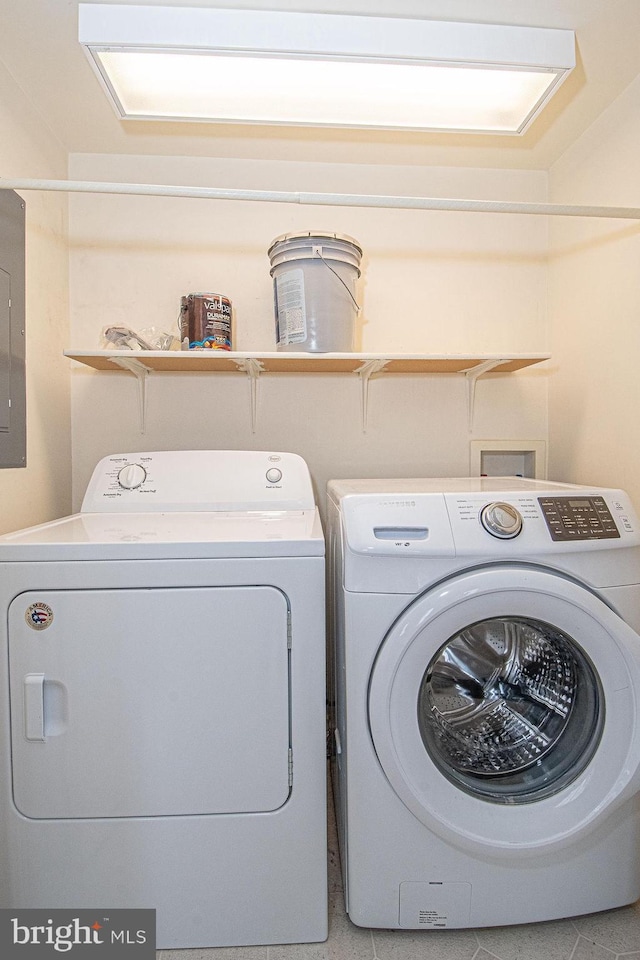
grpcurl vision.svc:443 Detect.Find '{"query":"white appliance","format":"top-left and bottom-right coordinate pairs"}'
top-left (327, 476), bottom-right (640, 930)
top-left (0, 450), bottom-right (327, 949)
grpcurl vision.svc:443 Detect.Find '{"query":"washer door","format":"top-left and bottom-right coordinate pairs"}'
top-left (369, 566), bottom-right (640, 854)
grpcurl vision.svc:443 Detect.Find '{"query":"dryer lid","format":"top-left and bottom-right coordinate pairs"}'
top-left (0, 509), bottom-right (323, 559)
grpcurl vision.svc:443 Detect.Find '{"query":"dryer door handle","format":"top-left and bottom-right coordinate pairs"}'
top-left (24, 673), bottom-right (45, 741)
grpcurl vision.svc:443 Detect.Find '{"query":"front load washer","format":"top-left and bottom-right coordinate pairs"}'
top-left (327, 476), bottom-right (640, 930)
top-left (0, 450), bottom-right (327, 949)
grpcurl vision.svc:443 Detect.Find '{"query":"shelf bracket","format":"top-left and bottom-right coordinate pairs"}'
top-left (107, 355), bottom-right (152, 433)
top-left (462, 358), bottom-right (508, 433)
top-left (355, 358), bottom-right (389, 433)
top-left (232, 357), bottom-right (265, 433)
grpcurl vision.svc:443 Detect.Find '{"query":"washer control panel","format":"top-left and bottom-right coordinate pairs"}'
top-left (445, 487), bottom-right (636, 552)
top-left (538, 496), bottom-right (621, 541)
top-left (336, 479), bottom-right (640, 559)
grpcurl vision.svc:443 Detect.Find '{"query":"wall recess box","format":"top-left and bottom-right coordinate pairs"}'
top-left (470, 440), bottom-right (547, 480)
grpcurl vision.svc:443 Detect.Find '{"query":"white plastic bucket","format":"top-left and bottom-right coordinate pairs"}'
top-left (268, 231), bottom-right (362, 352)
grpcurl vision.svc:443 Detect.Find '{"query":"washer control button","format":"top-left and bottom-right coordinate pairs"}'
top-left (117, 463), bottom-right (147, 490)
top-left (480, 501), bottom-right (523, 539)
top-left (266, 468), bottom-right (282, 484)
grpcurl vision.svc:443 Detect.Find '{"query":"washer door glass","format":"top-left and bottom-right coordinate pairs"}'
top-left (418, 616), bottom-right (604, 804)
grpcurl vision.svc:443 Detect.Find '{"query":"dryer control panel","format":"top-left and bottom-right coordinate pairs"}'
top-left (81, 450), bottom-right (316, 513)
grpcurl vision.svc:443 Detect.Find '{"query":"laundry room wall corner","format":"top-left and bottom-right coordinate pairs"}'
top-left (549, 74), bottom-right (640, 511)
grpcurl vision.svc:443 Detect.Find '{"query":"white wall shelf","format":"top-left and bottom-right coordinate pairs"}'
top-left (65, 349), bottom-right (550, 433)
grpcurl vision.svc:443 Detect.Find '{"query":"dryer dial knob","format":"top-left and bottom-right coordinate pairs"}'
top-left (117, 463), bottom-right (147, 490)
top-left (480, 501), bottom-right (523, 539)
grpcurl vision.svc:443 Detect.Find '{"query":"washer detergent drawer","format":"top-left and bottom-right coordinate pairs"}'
top-left (9, 586), bottom-right (291, 819)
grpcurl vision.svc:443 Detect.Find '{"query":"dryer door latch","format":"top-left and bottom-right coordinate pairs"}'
top-left (24, 673), bottom-right (45, 741)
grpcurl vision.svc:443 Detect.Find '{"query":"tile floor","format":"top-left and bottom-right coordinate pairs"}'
top-left (159, 786), bottom-right (640, 960)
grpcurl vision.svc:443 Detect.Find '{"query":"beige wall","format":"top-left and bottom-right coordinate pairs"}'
top-left (68, 154), bottom-right (549, 511)
top-left (0, 60), bottom-right (71, 532)
top-left (3, 11), bottom-right (640, 530)
top-left (548, 76), bottom-right (640, 508)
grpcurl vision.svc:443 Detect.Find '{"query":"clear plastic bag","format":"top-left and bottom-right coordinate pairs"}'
top-left (102, 326), bottom-right (177, 351)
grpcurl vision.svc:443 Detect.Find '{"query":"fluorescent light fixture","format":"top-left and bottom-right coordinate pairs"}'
top-left (78, 4), bottom-right (575, 134)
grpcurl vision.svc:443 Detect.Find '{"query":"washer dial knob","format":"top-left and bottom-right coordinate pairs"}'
top-left (480, 501), bottom-right (523, 539)
top-left (117, 463), bottom-right (147, 490)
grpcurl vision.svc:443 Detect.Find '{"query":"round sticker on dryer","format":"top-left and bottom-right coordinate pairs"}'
top-left (25, 602), bottom-right (54, 630)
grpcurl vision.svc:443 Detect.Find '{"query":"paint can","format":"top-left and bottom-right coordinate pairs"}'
top-left (268, 231), bottom-right (362, 352)
top-left (180, 293), bottom-right (232, 350)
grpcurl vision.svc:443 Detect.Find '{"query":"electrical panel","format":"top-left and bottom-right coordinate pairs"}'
top-left (0, 190), bottom-right (25, 468)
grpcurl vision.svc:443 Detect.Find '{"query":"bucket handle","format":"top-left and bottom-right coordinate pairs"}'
top-left (312, 245), bottom-right (361, 313)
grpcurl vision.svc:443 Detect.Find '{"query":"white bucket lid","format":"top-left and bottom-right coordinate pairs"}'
top-left (268, 230), bottom-right (362, 256)
top-left (268, 230), bottom-right (363, 275)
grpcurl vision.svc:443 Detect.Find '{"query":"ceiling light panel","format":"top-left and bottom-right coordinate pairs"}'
top-left (78, 5), bottom-right (576, 134)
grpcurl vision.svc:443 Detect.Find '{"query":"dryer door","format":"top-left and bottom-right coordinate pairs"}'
top-left (9, 586), bottom-right (291, 819)
top-left (369, 565), bottom-right (640, 854)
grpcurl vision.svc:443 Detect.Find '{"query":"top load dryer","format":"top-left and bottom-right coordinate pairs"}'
top-left (0, 450), bottom-right (327, 949)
